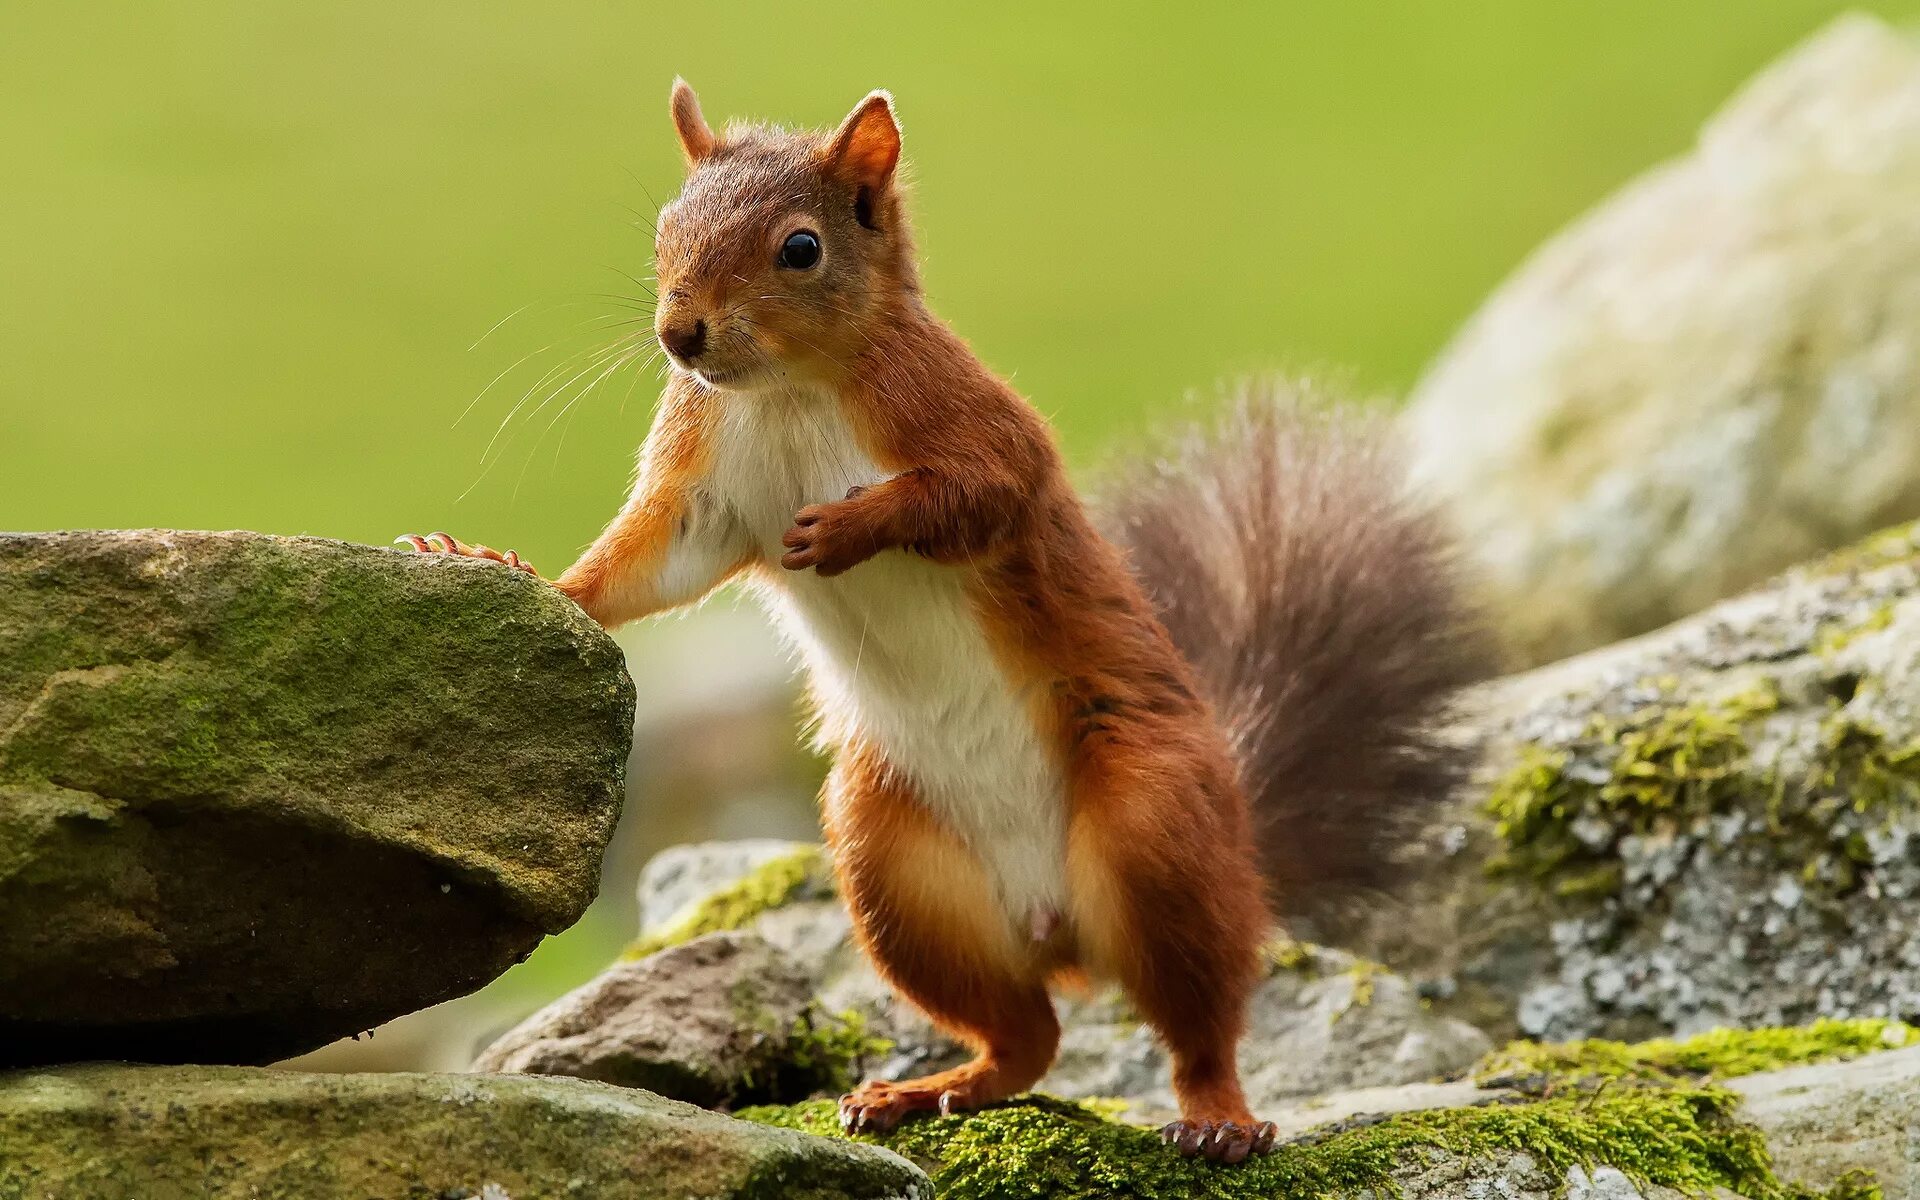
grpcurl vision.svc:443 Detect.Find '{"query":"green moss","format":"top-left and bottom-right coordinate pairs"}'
top-left (1483, 677), bottom-right (1920, 904)
top-left (1478, 1018), bottom-right (1920, 1091)
top-left (738, 1086), bottom-right (1789, 1200)
top-left (1807, 1169), bottom-right (1885, 1200)
top-left (623, 847), bottom-right (829, 961)
top-left (1485, 683), bottom-right (1772, 886)
top-left (781, 1008), bottom-right (894, 1098)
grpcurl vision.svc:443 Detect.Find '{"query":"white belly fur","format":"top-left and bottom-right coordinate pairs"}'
top-left (708, 388), bottom-right (1068, 928)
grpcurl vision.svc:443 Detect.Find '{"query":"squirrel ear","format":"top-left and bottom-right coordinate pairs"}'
top-left (670, 78), bottom-right (716, 168)
top-left (825, 90), bottom-right (901, 192)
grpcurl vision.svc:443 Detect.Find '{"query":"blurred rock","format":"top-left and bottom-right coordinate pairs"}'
top-left (0, 529), bottom-right (633, 1066)
top-left (1405, 14), bottom-right (1920, 666)
top-left (0, 1063), bottom-right (927, 1199)
top-left (638, 838), bottom-right (821, 937)
top-left (473, 932), bottom-right (828, 1108)
top-left (1352, 521), bottom-right (1920, 1042)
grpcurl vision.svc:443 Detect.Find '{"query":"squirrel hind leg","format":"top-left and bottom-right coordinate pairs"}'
top-left (825, 750), bottom-right (1062, 1132)
top-left (1066, 753), bottom-right (1276, 1161)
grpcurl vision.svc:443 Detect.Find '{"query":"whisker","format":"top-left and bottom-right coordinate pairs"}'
top-left (606, 265), bottom-right (658, 299)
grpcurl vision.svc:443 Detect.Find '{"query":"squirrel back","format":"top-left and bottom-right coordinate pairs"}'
top-left (1099, 378), bottom-right (1489, 930)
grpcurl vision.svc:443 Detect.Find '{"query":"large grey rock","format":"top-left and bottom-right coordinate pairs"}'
top-left (474, 932), bottom-right (829, 1108)
top-left (629, 845), bottom-right (1490, 1117)
top-left (0, 530), bottom-right (634, 1066)
top-left (0, 1063), bottom-right (928, 1199)
top-left (1404, 15), bottom-right (1920, 665)
top-left (1356, 522), bottom-right (1920, 1042)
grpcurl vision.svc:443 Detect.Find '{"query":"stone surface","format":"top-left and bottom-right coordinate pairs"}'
top-left (473, 932), bottom-right (820, 1108)
top-left (1354, 522), bottom-right (1920, 1042)
top-left (0, 1063), bottom-right (927, 1200)
top-left (1404, 15), bottom-right (1920, 665)
top-left (0, 530), bottom-right (634, 1066)
top-left (631, 846), bottom-right (1491, 1118)
top-left (1729, 1042), bottom-right (1920, 1198)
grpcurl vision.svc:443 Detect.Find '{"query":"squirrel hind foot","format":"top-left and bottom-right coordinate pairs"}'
top-left (838, 1063), bottom-right (1021, 1134)
top-left (838, 1079), bottom-right (951, 1134)
top-left (1159, 1118), bottom-right (1278, 1163)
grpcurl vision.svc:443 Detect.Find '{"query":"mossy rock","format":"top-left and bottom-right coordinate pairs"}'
top-left (741, 1088), bottom-right (1778, 1200)
top-left (474, 931), bottom-right (890, 1108)
top-left (0, 1063), bottom-right (927, 1199)
top-left (735, 1022), bottom-right (1918, 1200)
top-left (1346, 519), bottom-right (1920, 1042)
top-left (0, 530), bottom-right (635, 1066)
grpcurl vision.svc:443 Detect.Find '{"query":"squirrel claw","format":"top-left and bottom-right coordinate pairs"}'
top-left (1160, 1118), bottom-right (1276, 1162)
top-left (395, 531), bottom-right (538, 576)
top-left (838, 1096), bottom-right (905, 1136)
top-left (838, 1078), bottom-right (964, 1134)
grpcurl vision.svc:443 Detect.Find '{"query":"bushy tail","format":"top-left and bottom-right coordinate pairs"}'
top-left (1098, 377), bottom-right (1489, 929)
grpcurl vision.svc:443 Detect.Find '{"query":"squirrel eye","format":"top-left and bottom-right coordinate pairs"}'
top-left (779, 230), bottom-right (822, 270)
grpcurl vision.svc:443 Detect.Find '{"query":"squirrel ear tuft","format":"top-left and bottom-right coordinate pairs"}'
top-left (670, 78), bottom-right (716, 168)
top-left (825, 90), bottom-right (901, 192)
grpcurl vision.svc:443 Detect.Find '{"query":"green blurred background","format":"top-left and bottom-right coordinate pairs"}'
top-left (7, 1), bottom-right (1918, 1065)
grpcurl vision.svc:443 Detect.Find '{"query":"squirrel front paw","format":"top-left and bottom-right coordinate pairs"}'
top-left (396, 531), bottom-right (537, 576)
top-left (780, 496), bottom-right (882, 577)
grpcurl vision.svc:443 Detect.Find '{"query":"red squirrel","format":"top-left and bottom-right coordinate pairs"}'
top-left (403, 83), bottom-right (1481, 1162)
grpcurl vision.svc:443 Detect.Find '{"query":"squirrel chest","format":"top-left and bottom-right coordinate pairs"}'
top-left (712, 390), bottom-right (1069, 931)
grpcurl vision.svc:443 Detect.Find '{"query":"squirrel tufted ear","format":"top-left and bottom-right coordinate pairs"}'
top-left (825, 90), bottom-right (901, 193)
top-left (670, 78), bottom-right (716, 168)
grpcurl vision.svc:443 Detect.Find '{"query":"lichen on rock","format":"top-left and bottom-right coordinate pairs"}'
top-left (1477, 674), bottom-right (1915, 906)
top-left (1351, 520), bottom-right (1920, 1042)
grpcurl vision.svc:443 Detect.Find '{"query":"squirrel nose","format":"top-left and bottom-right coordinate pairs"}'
top-left (660, 318), bottom-right (707, 361)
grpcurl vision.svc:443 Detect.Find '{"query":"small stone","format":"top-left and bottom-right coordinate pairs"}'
top-left (473, 933), bottom-right (819, 1109)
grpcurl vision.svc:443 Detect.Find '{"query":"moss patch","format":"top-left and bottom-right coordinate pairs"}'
top-left (624, 847), bottom-right (828, 961)
top-left (776, 1008), bottom-right (894, 1100)
top-left (740, 1087), bottom-right (1791, 1200)
top-left (1478, 1018), bottom-right (1920, 1092)
top-left (1482, 677), bottom-right (1920, 905)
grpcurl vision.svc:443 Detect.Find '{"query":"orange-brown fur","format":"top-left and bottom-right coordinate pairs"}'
top-left (405, 82), bottom-right (1480, 1162)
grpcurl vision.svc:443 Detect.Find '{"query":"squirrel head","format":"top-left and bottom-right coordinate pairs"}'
top-left (652, 81), bottom-right (914, 392)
